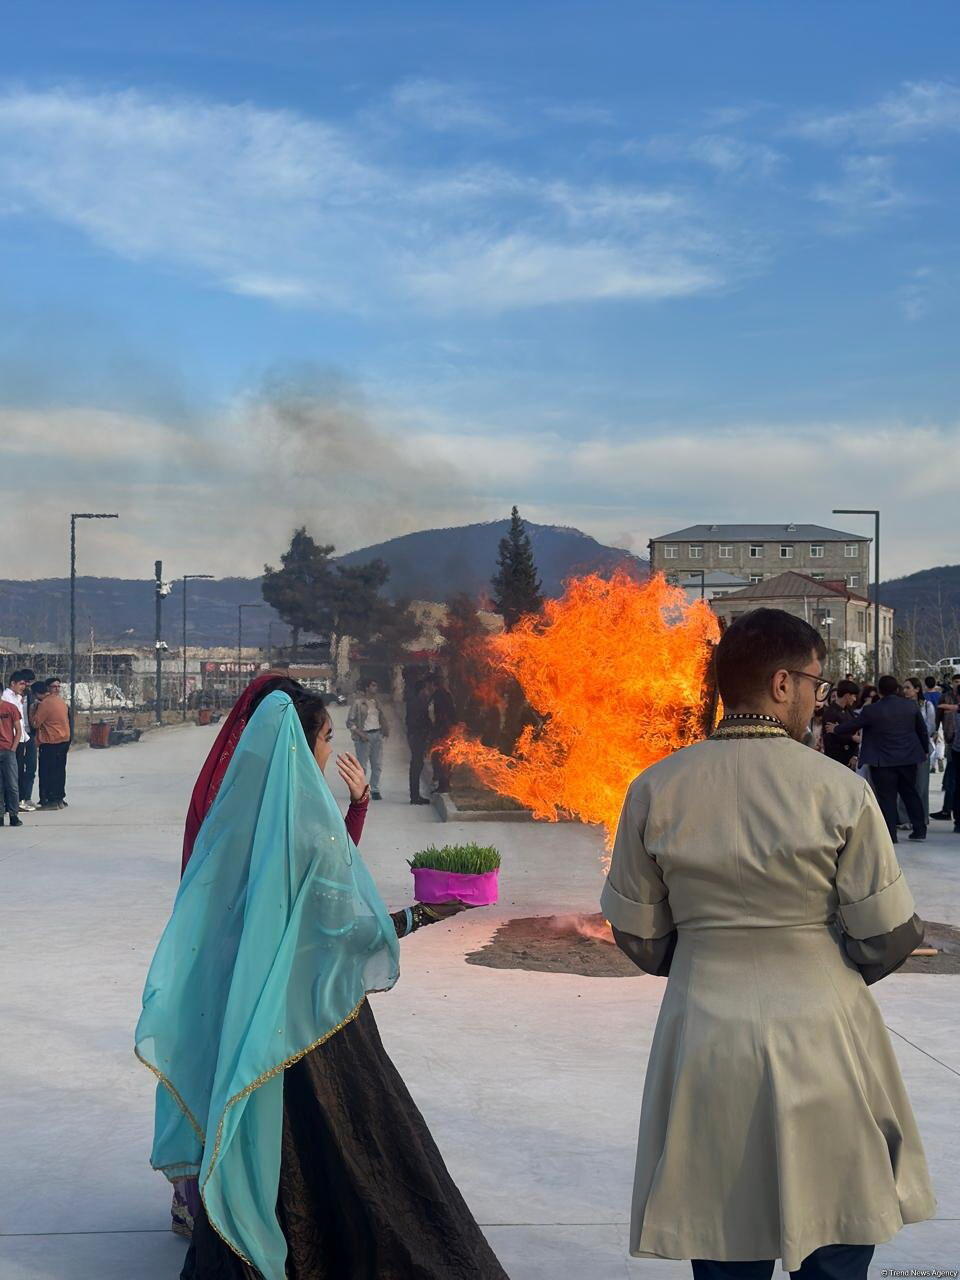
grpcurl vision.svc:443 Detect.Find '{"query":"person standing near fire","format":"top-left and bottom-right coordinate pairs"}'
top-left (427, 670), bottom-right (458, 794)
top-left (346, 677), bottom-right (389, 801)
top-left (602, 608), bottom-right (934, 1280)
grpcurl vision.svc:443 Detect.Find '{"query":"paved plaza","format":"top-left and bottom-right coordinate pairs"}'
top-left (2, 711), bottom-right (958, 1279)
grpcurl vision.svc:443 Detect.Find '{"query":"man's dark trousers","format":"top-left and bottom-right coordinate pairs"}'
top-left (39, 742), bottom-right (68, 805)
top-left (0, 749), bottom-right (19, 816)
top-left (951, 746), bottom-right (960, 829)
top-left (408, 735), bottom-right (428, 802)
top-left (872, 763), bottom-right (926, 838)
top-left (692, 1242), bottom-right (874, 1280)
top-left (16, 738), bottom-right (36, 804)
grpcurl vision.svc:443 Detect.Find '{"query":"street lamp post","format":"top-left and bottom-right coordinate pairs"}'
top-left (153, 562), bottom-right (175, 726)
top-left (69, 513), bottom-right (119, 728)
top-left (833, 508), bottom-right (880, 679)
top-left (237, 603), bottom-right (263, 700)
top-left (686, 569), bottom-right (706, 601)
top-left (182, 574), bottom-right (214, 720)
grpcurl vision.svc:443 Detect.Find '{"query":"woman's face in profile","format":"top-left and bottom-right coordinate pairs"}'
top-left (312, 716), bottom-right (334, 773)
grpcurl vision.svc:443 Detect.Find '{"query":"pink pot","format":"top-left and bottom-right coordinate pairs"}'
top-left (411, 866), bottom-right (500, 906)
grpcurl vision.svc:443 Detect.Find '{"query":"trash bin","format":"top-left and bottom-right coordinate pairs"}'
top-left (197, 707), bottom-right (212, 726)
top-left (89, 721), bottom-right (111, 748)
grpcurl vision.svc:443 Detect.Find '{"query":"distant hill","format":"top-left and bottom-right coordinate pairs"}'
top-left (0, 521), bottom-right (646, 648)
top-left (338, 519), bottom-right (646, 602)
top-left (876, 564), bottom-right (960, 661)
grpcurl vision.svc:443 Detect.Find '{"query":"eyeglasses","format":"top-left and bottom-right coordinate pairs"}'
top-left (787, 671), bottom-right (833, 702)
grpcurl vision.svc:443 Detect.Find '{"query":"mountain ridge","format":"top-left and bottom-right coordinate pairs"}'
top-left (0, 520), bottom-right (646, 648)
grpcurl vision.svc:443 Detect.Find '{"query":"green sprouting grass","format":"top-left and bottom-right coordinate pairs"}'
top-left (408, 844), bottom-right (502, 875)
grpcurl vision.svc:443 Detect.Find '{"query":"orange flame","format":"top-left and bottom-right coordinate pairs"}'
top-left (444, 572), bottom-right (720, 847)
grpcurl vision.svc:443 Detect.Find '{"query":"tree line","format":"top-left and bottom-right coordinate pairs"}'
top-left (261, 505), bottom-right (545, 670)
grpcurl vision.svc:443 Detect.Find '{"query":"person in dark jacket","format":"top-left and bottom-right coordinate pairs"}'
top-left (427, 672), bottom-right (458, 795)
top-left (405, 677), bottom-right (433, 805)
top-left (832, 675), bottom-right (929, 842)
top-left (820, 679), bottom-right (860, 768)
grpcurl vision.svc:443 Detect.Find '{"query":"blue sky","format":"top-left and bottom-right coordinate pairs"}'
top-left (3, 1), bottom-right (959, 580)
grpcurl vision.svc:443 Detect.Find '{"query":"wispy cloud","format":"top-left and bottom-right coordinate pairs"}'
top-left (811, 155), bottom-right (908, 222)
top-left (388, 78), bottom-right (507, 133)
top-left (7, 395), bottom-right (956, 580)
top-left (0, 86), bottom-right (735, 312)
top-left (639, 132), bottom-right (784, 180)
top-left (793, 80), bottom-right (960, 145)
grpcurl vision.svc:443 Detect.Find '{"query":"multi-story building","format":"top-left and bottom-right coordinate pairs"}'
top-left (649, 524), bottom-right (871, 591)
top-left (710, 571), bottom-right (895, 678)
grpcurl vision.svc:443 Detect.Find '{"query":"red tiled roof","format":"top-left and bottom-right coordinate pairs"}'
top-left (720, 571), bottom-right (872, 604)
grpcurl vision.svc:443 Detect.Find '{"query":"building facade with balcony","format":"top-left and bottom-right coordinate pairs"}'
top-left (649, 524), bottom-right (871, 591)
top-left (709, 571), bottom-right (895, 678)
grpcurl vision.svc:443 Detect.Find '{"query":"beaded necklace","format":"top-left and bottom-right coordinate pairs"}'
top-left (710, 712), bottom-right (790, 741)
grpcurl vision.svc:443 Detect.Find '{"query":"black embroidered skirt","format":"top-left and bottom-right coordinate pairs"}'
top-left (181, 999), bottom-right (508, 1280)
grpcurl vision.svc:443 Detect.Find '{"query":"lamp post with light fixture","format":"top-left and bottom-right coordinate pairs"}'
top-left (833, 508), bottom-right (880, 679)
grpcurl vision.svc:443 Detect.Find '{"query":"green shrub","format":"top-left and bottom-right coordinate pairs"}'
top-left (408, 844), bottom-right (502, 875)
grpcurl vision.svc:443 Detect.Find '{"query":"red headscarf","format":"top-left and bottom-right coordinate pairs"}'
top-left (181, 671), bottom-right (284, 873)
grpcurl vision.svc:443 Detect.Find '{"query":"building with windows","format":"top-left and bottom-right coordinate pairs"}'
top-left (709, 571), bottom-right (895, 678)
top-left (649, 524), bottom-right (871, 590)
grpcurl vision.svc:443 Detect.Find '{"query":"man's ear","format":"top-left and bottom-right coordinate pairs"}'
top-left (769, 668), bottom-right (791, 705)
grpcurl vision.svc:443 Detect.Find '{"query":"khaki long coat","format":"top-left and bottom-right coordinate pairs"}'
top-left (601, 735), bottom-right (936, 1271)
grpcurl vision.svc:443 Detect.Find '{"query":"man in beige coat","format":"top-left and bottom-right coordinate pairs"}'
top-left (602, 608), bottom-right (935, 1280)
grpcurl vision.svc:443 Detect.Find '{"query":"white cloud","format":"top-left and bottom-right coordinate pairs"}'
top-left (793, 80), bottom-right (960, 145)
top-left (7, 398), bottom-right (957, 581)
top-left (388, 78), bottom-right (507, 133)
top-left (686, 135), bottom-right (783, 178)
top-left (811, 155), bottom-right (908, 221)
top-left (639, 132), bottom-right (784, 180)
top-left (403, 233), bottom-right (722, 310)
top-left (0, 86), bottom-right (732, 312)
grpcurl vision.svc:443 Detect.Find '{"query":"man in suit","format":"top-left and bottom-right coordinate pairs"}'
top-left (832, 675), bottom-right (929, 842)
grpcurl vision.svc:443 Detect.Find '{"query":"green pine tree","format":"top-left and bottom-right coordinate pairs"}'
top-left (491, 506), bottom-right (543, 630)
top-left (262, 527), bottom-right (336, 659)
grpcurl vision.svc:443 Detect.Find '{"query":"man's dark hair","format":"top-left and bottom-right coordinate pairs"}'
top-left (877, 675), bottom-right (900, 697)
top-left (924, 675), bottom-right (937, 689)
top-left (32, 680), bottom-right (50, 695)
top-left (836, 679), bottom-right (859, 698)
top-left (715, 608), bottom-right (826, 707)
top-left (20, 668), bottom-right (35, 682)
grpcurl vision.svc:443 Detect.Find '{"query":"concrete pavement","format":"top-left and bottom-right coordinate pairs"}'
top-left (1, 711), bottom-right (957, 1279)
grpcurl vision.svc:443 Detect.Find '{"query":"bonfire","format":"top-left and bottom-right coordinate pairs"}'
top-left (443, 572), bottom-right (720, 849)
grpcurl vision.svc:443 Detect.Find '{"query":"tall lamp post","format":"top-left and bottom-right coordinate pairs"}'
top-left (237, 603), bottom-right (263, 700)
top-left (154, 562), bottom-right (174, 726)
top-left (833, 508), bottom-right (880, 680)
top-left (69, 512), bottom-right (119, 727)
top-left (685, 569), bottom-right (706, 601)
top-left (182, 574), bottom-right (214, 720)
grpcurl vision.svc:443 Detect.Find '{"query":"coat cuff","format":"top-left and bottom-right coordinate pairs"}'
top-left (838, 872), bottom-right (915, 939)
top-left (601, 878), bottom-right (674, 939)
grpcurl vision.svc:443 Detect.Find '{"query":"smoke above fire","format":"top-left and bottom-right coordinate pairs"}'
top-left (445, 572), bottom-right (720, 848)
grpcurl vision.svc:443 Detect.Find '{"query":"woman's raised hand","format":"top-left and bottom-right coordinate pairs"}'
top-left (336, 752), bottom-right (369, 802)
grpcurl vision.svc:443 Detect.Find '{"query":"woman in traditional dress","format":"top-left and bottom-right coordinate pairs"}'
top-left (137, 678), bottom-right (509, 1280)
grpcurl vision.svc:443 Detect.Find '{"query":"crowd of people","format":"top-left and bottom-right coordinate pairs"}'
top-left (812, 669), bottom-right (959, 842)
top-left (0, 669), bottom-right (71, 824)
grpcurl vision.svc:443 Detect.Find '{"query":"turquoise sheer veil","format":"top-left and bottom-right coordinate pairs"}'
top-left (135, 690), bottom-right (399, 1279)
